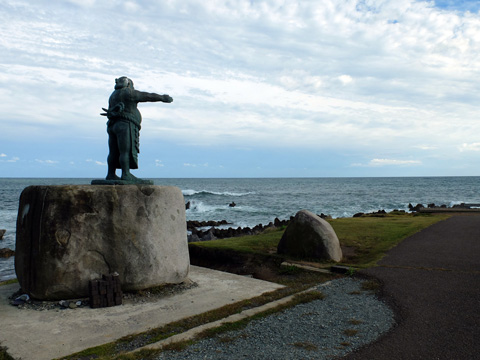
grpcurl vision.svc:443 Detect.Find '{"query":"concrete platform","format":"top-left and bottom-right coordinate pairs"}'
top-left (0, 266), bottom-right (284, 360)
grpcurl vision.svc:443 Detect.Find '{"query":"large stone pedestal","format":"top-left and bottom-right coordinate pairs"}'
top-left (15, 185), bottom-right (190, 300)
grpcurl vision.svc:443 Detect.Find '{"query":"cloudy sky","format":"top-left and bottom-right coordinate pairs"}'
top-left (1, 0), bottom-right (480, 178)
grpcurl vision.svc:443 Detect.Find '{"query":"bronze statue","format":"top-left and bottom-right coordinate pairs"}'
top-left (99, 76), bottom-right (173, 184)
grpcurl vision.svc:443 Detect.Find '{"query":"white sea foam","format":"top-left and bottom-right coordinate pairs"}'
top-left (183, 189), bottom-right (254, 197)
top-left (186, 200), bottom-right (228, 214)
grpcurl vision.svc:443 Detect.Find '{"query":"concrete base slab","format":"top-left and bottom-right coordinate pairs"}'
top-left (0, 266), bottom-right (284, 360)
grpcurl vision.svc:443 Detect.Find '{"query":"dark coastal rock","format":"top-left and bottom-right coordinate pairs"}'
top-left (187, 217), bottom-right (291, 242)
top-left (187, 220), bottom-right (229, 230)
top-left (15, 185), bottom-right (189, 300)
top-left (414, 204), bottom-right (425, 211)
top-left (353, 209), bottom-right (388, 217)
top-left (0, 248), bottom-right (14, 258)
top-left (188, 233), bottom-right (201, 242)
top-left (201, 228), bottom-right (217, 241)
top-left (371, 209), bottom-right (387, 217)
top-left (409, 203), bottom-right (424, 212)
top-left (277, 210), bottom-right (342, 262)
top-left (0, 229), bottom-right (5, 240)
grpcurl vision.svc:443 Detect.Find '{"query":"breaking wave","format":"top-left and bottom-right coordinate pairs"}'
top-left (183, 189), bottom-right (254, 197)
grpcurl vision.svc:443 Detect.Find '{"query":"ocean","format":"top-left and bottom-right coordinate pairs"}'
top-left (1, 176), bottom-right (479, 281)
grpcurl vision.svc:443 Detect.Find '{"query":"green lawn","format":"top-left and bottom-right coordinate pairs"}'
top-left (329, 213), bottom-right (449, 267)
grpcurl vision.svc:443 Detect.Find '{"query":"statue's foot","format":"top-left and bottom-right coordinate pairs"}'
top-left (121, 173), bottom-right (153, 184)
top-left (121, 173), bottom-right (139, 182)
top-left (106, 174), bottom-right (121, 181)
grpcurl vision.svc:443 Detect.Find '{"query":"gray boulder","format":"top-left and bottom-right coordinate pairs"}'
top-left (277, 210), bottom-right (342, 262)
top-left (15, 185), bottom-right (190, 300)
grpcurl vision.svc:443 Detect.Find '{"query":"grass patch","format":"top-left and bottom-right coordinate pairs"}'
top-left (291, 341), bottom-right (318, 351)
top-left (190, 229), bottom-right (281, 255)
top-left (343, 329), bottom-right (359, 337)
top-left (217, 332), bottom-right (248, 344)
top-left (58, 342), bottom-right (117, 359)
top-left (361, 279), bottom-right (381, 292)
top-left (279, 264), bottom-right (302, 275)
top-left (0, 346), bottom-right (14, 360)
top-left (330, 213), bottom-right (449, 267)
top-left (161, 340), bottom-right (194, 352)
top-left (348, 318), bottom-right (364, 325)
top-left (0, 278), bottom-right (18, 286)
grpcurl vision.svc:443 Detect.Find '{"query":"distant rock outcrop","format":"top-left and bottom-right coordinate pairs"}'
top-left (277, 210), bottom-right (342, 262)
top-left (0, 229), bottom-right (5, 240)
top-left (0, 248), bottom-right (14, 258)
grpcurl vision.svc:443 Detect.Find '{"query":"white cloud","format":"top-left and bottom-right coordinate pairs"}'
top-left (352, 158), bottom-right (422, 167)
top-left (183, 163), bottom-right (208, 167)
top-left (415, 145), bottom-right (438, 151)
top-left (6, 157), bottom-right (19, 163)
top-left (368, 159), bottom-right (422, 166)
top-left (65, 0), bottom-right (96, 8)
top-left (459, 143), bottom-right (480, 152)
top-left (0, 153), bottom-right (6, 157)
top-left (35, 159), bottom-right (58, 164)
top-left (155, 159), bottom-right (164, 167)
top-left (338, 75), bottom-right (353, 85)
top-left (86, 159), bottom-right (106, 166)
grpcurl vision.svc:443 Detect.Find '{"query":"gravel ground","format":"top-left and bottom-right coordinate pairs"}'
top-left (155, 277), bottom-right (395, 360)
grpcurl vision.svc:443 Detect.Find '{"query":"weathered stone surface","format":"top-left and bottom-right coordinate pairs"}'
top-left (277, 210), bottom-right (342, 262)
top-left (15, 185), bottom-right (189, 300)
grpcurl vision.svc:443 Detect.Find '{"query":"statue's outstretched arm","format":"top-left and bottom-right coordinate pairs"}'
top-left (135, 91), bottom-right (173, 103)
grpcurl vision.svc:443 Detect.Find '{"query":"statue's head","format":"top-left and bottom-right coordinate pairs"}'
top-left (115, 77), bottom-right (134, 89)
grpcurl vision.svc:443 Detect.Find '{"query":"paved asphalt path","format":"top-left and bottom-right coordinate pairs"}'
top-left (343, 215), bottom-right (480, 360)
